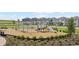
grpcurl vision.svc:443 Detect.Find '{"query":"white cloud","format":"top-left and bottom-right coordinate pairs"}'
top-left (29, 12), bottom-right (49, 18)
top-left (0, 15), bottom-right (18, 20)
top-left (34, 15), bottom-right (47, 18)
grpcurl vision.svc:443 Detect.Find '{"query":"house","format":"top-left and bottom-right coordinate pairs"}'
top-left (22, 17), bottom-right (49, 31)
top-left (73, 16), bottom-right (79, 27)
top-left (57, 17), bottom-right (68, 26)
top-left (22, 16), bottom-right (79, 27)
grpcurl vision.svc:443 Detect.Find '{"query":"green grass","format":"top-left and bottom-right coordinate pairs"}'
top-left (0, 20), bottom-right (16, 28)
top-left (57, 27), bottom-right (68, 33)
top-left (49, 25), bottom-right (79, 33)
top-left (56, 26), bottom-right (79, 33)
top-left (75, 28), bottom-right (79, 33)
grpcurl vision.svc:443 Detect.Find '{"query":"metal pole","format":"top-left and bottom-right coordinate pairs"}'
top-left (22, 21), bottom-right (24, 32)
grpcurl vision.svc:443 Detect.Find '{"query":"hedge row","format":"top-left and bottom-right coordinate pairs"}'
top-left (7, 34), bottom-right (70, 41)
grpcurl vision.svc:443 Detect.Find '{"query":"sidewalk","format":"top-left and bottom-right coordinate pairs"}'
top-left (0, 36), bottom-right (6, 46)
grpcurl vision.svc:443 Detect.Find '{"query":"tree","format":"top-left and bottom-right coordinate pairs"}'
top-left (49, 19), bottom-right (54, 25)
top-left (15, 19), bottom-right (20, 30)
top-left (67, 17), bottom-right (75, 35)
top-left (58, 22), bottom-right (63, 26)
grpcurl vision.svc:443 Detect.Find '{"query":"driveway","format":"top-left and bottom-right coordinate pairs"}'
top-left (0, 36), bottom-right (6, 46)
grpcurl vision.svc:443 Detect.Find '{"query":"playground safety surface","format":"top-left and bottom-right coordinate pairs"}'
top-left (0, 29), bottom-right (67, 38)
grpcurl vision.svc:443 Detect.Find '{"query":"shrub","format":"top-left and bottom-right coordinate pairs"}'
top-left (26, 36), bottom-right (30, 40)
top-left (54, 36), bottom-right (58, 39)
top-left (37, 40), bottom-right (41, 42)
top-left (38, 36), bottom-right (45, 41)
top-left (58, 36), bottom-right (62, 39)
top-left (46, 37), bottom-right (50, 40)
top-left (13, 35), bottom-right (17, 38)
top-left (16, 36), bottom-right (21, 39)
top-left (20, 35), bottom-right (25, 40)
top-left (50, 36), bottom-right (54, 39)
top-left (63, 30), bottom-right (68, 33)
top-left (75, 42), bottom-right (79, 45)
top-left (32, 36), bottom-right (37, 41)
top-left (59, 35), bottom-right (65, 39)
top-left (60, 30), bottom-right (61, 32)
top-left (59, 40), bottom-right (62, 45)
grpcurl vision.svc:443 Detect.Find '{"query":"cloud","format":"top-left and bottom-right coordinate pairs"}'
top-left (30, 12), bottom-right (49, 18)
top-left (0, 15), bottom-right (18, 20)
top-left (35, 15), bottom-right (47, 18)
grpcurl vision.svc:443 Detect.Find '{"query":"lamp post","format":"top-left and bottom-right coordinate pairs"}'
top-left (16, 19), bottom-right (20, 30)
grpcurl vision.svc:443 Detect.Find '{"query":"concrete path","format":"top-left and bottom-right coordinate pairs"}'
top-left (0, 36), bottom-right (6, 46)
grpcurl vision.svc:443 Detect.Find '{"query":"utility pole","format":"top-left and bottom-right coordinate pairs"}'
top-left (16, 19), bottom-right (20, 30)
top-left (22, 21), bottom-right (24, 32)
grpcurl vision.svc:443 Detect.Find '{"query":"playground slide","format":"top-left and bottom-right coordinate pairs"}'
top-left (47, 27), bottom-right (54, 32)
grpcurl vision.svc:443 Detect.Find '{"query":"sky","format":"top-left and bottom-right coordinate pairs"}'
top-left (0, 12), bottom-right (79, 20)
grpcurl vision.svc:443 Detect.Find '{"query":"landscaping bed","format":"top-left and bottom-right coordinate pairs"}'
top-left (5, 34), bottom-right (79, 46)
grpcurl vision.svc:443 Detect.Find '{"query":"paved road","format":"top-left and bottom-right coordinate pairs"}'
top-left (0, 36), bottom-right (6, 46)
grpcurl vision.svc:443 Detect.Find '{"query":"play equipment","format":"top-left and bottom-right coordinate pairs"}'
top-left (47, 27), bottom-right (54, 31)
top-left (0, 30), bottom-right (6, 36)
top-left (36, 26), bottom-right (57, 32)
top-left (17, 19), bottom-right (57, 32)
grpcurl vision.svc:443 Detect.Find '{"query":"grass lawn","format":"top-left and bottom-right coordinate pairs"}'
top-left (75, 28), bottom-right (79, 33)
top-left (56, 26), bottom-right (79, 33)
top-left (0, 20), bottom-right (17, 28)
top-left (57, 27), bottom-right (68, 33)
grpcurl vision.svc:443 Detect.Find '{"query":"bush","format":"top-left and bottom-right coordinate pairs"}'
top-left (58, 35), bottom-right (63, 39)
top-left (63, 30), bottom-right (68, 33)
top-left (60, 30), bottom-right (61, 32)
top-left (50, 36), bottom-right (54, 39)
top-left (20, 35), bottom-right (25, 40)
top-left (32, 36), bottom-right (37, 41)
top-left (59, 35), bottom-right (66, 39)
top-left (26, 36), bottom-right (30, 40)
top-left (54, 36), bottom-right (58, 39)
top-left (39, 36), bottom-right (43, 40)
top-left (46, 37), bottom-right (50, 40)
top-left (13, 35), bottom-right (17, 38)
top-left (16, 36), bottom-right (21, 39)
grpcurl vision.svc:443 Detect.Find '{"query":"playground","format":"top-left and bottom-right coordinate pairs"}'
top-left (0, 28), bottom-right (66, 38)
top-left (0, 20), bottom-right (67, 38)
